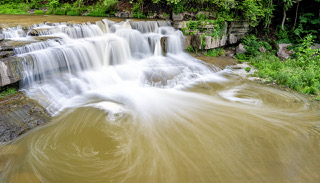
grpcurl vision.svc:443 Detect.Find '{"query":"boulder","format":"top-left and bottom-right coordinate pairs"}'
top-left (229, 34), bottom-right (238, 44)
top-left (236, 44), bottom-right (246, 54)
top-left (277, 43), bottom-right (294, 60)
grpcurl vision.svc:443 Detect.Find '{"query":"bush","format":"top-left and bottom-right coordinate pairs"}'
top-left (34, 10), bottom-right (44, 14)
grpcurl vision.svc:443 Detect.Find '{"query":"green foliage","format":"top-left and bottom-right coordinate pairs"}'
top-left (241, 35), bottom-right (272, 57)
top-left (132, 2), bottom-right (146, 18)
top-left (246, 35), bottom-right (320, 95)
top-left (0, 3), bottom-right (29, 14)
top-left (245, 67), bottom-right (251, 72)
top-left (187, 45), bottom-right (195, 52)
top-left (204, 48), bottom-right (226, 57)
top-left (48, 0), bottom-right (60, 9)
top-left (34, 10), bottom-right (44, 14)
top-left (53, 8), bottom-right (66, 15)
top-left (67, 9), bottom-right (81, 16)
top-left (172, 1), bottom-right (185, 14)
top-left (87, 10), bottom-right (107, 17)
top-left (0, 87), bottom-right (18, 98)
top-left (236, 53), bottom-right (247, 61)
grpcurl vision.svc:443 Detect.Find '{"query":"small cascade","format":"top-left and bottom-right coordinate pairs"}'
top-left (3, 26), bottom-right (26, 38)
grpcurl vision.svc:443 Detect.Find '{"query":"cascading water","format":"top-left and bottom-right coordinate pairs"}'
top-left (1, 19), bottom-right (320, 183)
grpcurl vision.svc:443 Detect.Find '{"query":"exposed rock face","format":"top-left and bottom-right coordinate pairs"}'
top-left (191, 34), bottom-right (202, 50)
top-left (228, 21), bottom-right (249, 44)
top-left (184, 35), bottom-right (191, 49)
top-left (180, 20), bottom-right (249, 50)
top-left (277, 43), bottom-right (294, 60)
top-left (236, 44), bottom-right (246, 54)
top-left (0, 57), bottom-right (23, 87)
top-left (0, 92), bottom-right (51, 143)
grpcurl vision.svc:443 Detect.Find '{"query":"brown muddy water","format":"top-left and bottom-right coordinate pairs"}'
top-left (0, 15), bottom-right (320, 183)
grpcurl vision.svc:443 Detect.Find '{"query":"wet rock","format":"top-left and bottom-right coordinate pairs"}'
top-left (236, 44), bottom-right (246, 54)
top-left (0, 51), bottom-right (14, 58)
top-left (0, 34), bottom-right (4, 41)
top-left (184, 35), bottom-right (191, 50)
top-left (0, 92), bottom-right (51, 143)
top-left (277, 43), bottom-right (294, 60)
top-left (160, 36), bottom-right (167, 54)
top-left (172, 13), bottom-right (184, 21)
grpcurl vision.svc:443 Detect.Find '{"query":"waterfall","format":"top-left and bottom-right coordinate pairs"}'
top-left (11, 19), bottom-right (218, 113)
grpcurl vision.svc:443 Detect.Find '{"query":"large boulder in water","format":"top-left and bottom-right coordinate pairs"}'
top-left (277, 43), bottom-right (294, 60)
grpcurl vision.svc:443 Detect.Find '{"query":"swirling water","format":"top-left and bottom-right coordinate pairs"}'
top-left (0, 19), bottom-right (320, 183)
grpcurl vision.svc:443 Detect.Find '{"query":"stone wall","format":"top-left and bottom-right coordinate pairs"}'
top-left (172, 12), bottom-right (249, 50)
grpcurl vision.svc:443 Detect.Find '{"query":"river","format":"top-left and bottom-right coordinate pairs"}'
top-left (0, 17), bottom-right (320, 183)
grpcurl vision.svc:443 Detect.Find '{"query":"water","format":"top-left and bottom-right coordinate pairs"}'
top-left (1, 19), bottom-right (320, 183)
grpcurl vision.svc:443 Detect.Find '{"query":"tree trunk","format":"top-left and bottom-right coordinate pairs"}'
top-left (281, 6), bottom-right (287, 30)
top-left (293, 1), bottom-right (300, 29)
